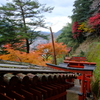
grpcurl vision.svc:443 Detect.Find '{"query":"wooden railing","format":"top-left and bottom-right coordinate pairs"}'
top-left (0, 70), bottom-right (76, 100)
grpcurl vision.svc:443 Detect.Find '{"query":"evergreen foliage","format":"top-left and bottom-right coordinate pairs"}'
top-left (0, 20), bottom-right (18, 45)
top-left (56, 23), bottom-right (80, 52)
top-left (71, 0), bottom-right (93, 22)
top-left (0, 20), bottom-right (21, 54)
top-left (56, 23), bottom-right (73, 47)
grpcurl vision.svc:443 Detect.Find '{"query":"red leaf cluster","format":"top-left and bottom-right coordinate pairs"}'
top-left (72, 22), bottom-right (79, 33)
top-left (72, 22), bottom-right (82, 39)
top-left (89, 13), bottom-right (100, 28)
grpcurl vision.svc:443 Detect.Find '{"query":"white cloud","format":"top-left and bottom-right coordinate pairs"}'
top-left (52, 6), bottom-right (74, 17)
top-left (35, 16), bottom-right (71, 32)
top-left (38, 0), bottom-right (75, 7)
top-left (39, 0), bottom-right (75, 16)
top-left (0, 0), bottom-right (12, 5)
top-left (38, 0), bottom-right (75, 32)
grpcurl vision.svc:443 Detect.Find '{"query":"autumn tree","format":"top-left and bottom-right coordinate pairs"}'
top-left (78, 21), bottom-right (94, 36)
top-left (0, 0), bottom-right (53, 53)
top-left (0, 48), bottom-right (50, 66)
top-left (36, 42), bottom-right (67, 61)
top-left (88, 13), bottom-right (100, 36)
top-left (71, 0), bottom-right (93, 43)
top-left (0, 42), bottom-right (67, 66)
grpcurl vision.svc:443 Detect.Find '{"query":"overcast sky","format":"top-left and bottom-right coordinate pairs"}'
top-left (0, 0), bottom-right (75, 32)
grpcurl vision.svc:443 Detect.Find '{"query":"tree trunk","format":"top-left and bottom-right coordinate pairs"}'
top-left (26, 39), bottom-right (30, 53)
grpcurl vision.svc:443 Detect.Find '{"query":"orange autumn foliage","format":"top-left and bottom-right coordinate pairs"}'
top-left (3, 39), bottom-right (26, 50)
top-left (0, 48), bottom-right (51, 66)
top-left (36, 42), bottom-right (68, 61)
top-left (3, 44), bottom-right (11, 48)
top-left (0, 42), bottom-right (67, 66)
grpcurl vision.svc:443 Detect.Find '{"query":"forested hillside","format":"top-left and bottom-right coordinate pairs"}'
top-left (56, 0), bottom-right (100, 99)
top-left (57, 0), bottom-right (100, 57)
top-left (57, 0), bottom-right (95, 52)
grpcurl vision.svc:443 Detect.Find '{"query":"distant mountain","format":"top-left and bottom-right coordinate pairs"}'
top-left (30, 30), bottom-right (62, 50)
top-left (30, 31), bottom-right (50, 50)
top-left (39, 31), bottom-right (50, 35)
top-left (39, 30), bottom-right (62, 39)
top-left (53, 30), bottom-right (62, 39)
top-left (30, 37), bottom-right (49, 50)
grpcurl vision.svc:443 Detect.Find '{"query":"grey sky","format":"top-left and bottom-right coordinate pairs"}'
top-left (38, 0), bottom-right (75, 32)
top-left (38, 0), bottom-right (75, 16)
top-left (0, 0), bottom-right (75, 32)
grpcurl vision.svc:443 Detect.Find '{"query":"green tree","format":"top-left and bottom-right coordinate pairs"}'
top-left (56, 23), bottom-right (74, 47)
top-left (56, 22), bottom-right (81, 52)
top-left (71, 0), bottom-right (93, 22)
top-left (0, 20), bottom-right (22, 54)
top-left (0, 20), bottom-right (17, 44)
top-left (0, 0), bottom-right (53, 53)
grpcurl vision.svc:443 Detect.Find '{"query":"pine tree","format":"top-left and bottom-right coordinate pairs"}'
top-left (0, 20), bottom-right (21, 54)
top-left (0, 0), bottom-right (53, 53)
top-left (71, 0), bottom-right (93, 22)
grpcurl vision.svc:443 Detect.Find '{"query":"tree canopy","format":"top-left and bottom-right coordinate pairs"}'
top-left (0, 20), bottom-right (18, 45)
top-left (71, 0), bottom-right (93, 22)
top-left (56, 23), bottom-right (73, 46)
top-left (0, 20), bottom-right (23, 54)
top-left (36, 42), bottom-right (67, 61)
